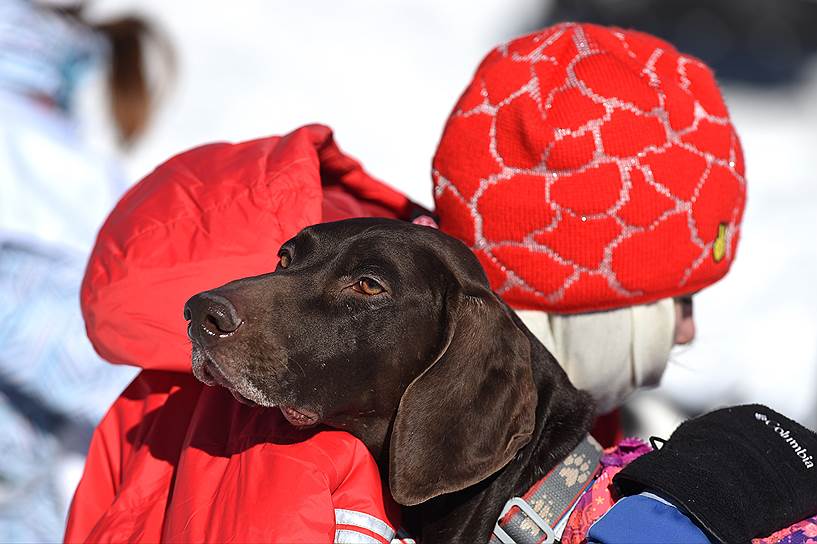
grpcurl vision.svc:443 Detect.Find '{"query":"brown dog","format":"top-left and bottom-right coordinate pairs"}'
top-left (185, 218), bottom-right (594, 542)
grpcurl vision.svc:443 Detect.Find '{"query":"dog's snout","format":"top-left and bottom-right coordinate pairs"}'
top-left (184, 292), bottom-right (243, 342)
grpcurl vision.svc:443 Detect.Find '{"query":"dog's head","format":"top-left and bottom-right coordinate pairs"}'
top-left (185, 218), bottom-right (539, 505)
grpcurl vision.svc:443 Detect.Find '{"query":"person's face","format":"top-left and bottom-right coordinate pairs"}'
top-left (674, 296), bottom-right (695, 345)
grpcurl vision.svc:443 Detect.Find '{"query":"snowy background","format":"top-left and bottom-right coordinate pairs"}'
top-left (79, 0), bottom-right (817, 432)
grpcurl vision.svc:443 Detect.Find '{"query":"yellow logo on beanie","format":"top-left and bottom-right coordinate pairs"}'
top-left (713, 223), bottom-right (727, 263)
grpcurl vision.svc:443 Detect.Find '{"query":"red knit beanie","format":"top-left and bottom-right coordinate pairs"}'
top-left (432, 23), bottom-right (746, 313)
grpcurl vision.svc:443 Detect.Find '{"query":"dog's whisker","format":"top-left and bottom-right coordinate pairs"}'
top-left (292, 358), bottom-right (307, 379)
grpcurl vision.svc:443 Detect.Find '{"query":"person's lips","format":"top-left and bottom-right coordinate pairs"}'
top-left (280, 406), bottom-right (319, 427)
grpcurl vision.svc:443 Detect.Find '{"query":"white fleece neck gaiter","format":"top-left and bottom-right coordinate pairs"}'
top-left (516, 298), bottom-right (675, 414)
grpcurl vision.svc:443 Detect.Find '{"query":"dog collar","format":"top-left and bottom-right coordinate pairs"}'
top-left (490, 434), bottom-right (603, 544)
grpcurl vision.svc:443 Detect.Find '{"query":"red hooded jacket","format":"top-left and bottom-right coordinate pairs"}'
top-left (65, 125), bottom-right (419, 543)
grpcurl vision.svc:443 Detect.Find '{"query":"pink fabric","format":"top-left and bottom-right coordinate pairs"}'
top-left (561, 438), bottom-right (651, 543)
top-left (756, 517), bottom-right (817, 544)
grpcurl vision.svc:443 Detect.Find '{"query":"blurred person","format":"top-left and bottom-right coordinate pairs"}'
top-left (0, 1), bottom-right (171, 540)
top-left (431, 22), bottom-right (746, 443)
top-left (542, 0), bottom-right (817, 441)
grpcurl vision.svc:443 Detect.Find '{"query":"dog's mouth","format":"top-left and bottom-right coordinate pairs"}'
top-left (280, 405), bottom-right (319, 427)
top-left (194, 351), bottom-right (260, 407)
top-left (192, 346), bottom-right (320, 425)
top-left (204, 361), bottom-right (259, 408)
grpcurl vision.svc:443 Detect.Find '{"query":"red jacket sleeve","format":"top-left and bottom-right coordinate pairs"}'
top-left (65, 371), bottom-right (402, 544)
top-left (64, 371), bottom-right (196, 543)
top-left (64, 407), bottom-right (122, 543)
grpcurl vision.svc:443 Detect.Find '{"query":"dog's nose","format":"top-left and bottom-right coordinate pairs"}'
top-left (184, 292), bottom-right (243, 342)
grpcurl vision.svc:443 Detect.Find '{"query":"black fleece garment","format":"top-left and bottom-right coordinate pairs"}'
top-left (614, 404), bottom-right (817, 543)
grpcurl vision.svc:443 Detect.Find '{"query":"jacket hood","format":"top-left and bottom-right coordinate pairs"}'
top-left (82, 124), bottom-right (415, 371)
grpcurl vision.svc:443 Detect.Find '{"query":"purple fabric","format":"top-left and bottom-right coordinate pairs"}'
top-left (600, 437), bottom-right (652, 468)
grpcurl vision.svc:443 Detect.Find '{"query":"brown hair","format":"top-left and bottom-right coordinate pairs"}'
top-left (51, 5), bottom-right (175, 146)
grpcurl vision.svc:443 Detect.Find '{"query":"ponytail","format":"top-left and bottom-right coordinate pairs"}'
top-left (49, 4), bottom-right (175, 147)
top-left (93, 15), bottom-right (175, 146)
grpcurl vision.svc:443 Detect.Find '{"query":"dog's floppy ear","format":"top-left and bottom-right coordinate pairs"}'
top-left (388, 288), bottom-right (538, 506)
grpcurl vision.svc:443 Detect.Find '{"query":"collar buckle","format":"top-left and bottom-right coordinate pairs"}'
top-left (492, 497), bottom-right (556, 544)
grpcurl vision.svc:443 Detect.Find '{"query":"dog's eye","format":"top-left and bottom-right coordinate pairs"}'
top-left (353, 277), bottom-right (384, 296)
top-left (278, 251), bottom-right (291, 269)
